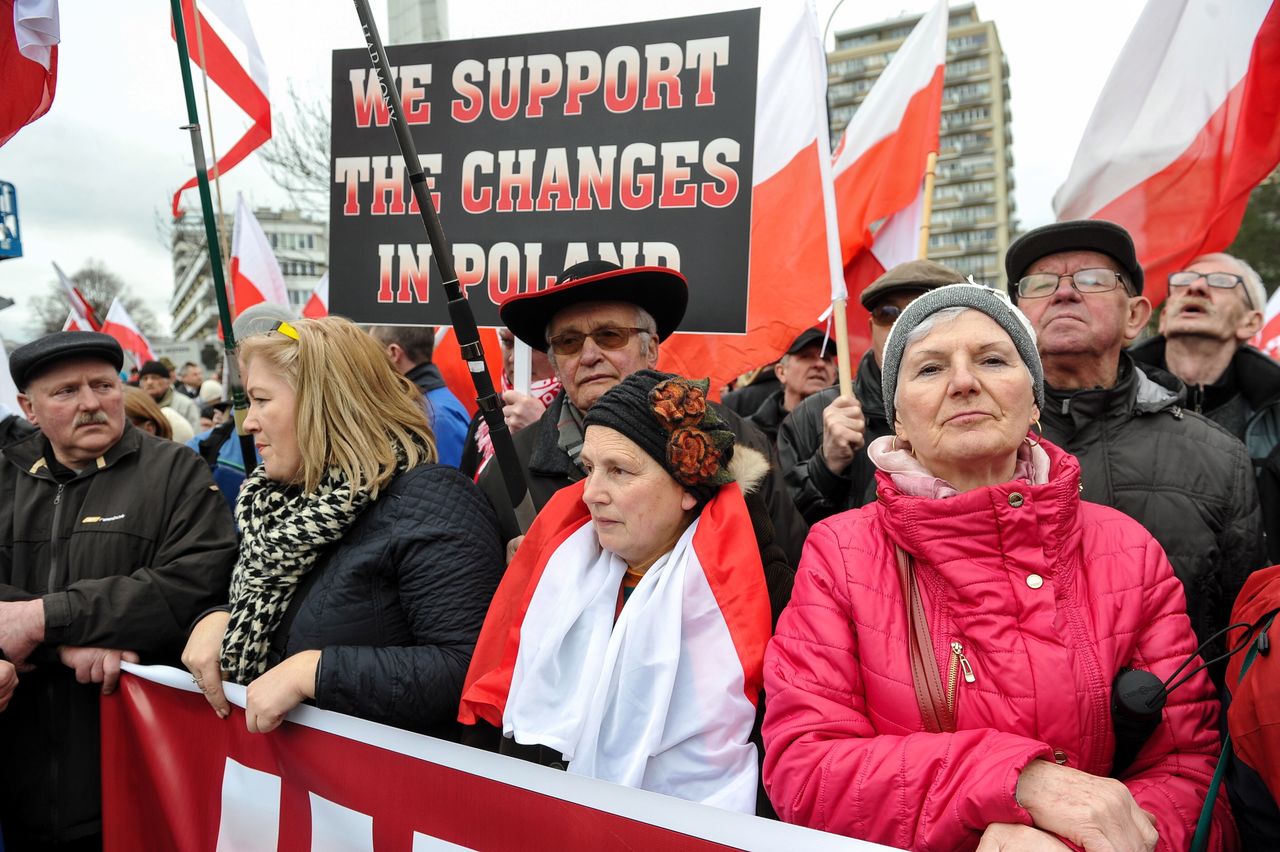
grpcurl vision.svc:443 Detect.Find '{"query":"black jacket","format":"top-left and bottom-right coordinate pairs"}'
top-left (746, 389), bottom-right (788, 447)
top-left (1040, 354), bottom-right (1264, 678)
top-left (266, 464), bottom-right (503, 740)
top-left (0, 425), bottom-right (237, 844)
top-left (777, 350), bottom-right (892, 524)
top-left (1130, 337), bottom-right (1280, 563)
top-left (477, 391), bottom-right (809, 567)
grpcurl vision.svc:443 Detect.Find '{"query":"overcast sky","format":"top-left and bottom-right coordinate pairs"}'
top-left (0, 0), bottom-right (1146, 344)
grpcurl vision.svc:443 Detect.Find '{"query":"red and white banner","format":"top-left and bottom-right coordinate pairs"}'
top-left (230, 193), bottom-right (289, 315)
top-left (0, 0), bottom-right (58, 149)
top-left (659, 0), bottom-right (843, 396)
top-left (301, 273), bottom-right (329, 319)
top-left (53, 261), bottom-right (101, 330)
top-left (170, 0), bottom-right (271, 217)
top-left (100, 299), bottom-right (154, 367)
top-left (1253, 284), bottom-right (1280, 360)
top-left (103, 664), bottom-right (886, 852)
top-left (1053, 0), bottom-right (1280, 306)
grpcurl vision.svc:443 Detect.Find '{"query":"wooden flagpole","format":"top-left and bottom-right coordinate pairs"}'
top-left (917, 151), bottom-right (939, 258)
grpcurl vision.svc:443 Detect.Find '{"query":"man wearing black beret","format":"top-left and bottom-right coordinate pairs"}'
top-left (1007, 219), bottom-right (1262, 684)
top-left (0, 331), bottom-right (237, 850)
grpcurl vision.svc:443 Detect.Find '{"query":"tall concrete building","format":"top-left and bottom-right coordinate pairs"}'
top-left (828, 3), bottom-right (1015, 287)
top-left (387, 0), bottom-right (448, 44)
top-left (169, 208), bottom-right (328, 341)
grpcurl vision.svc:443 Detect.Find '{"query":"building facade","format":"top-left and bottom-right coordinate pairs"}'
top-left (828, 3), bottom-right (1015, 287)
top-left (387, 0), bottom-right (448, 44)
top-left (169, 207), bottom-right (328, 341)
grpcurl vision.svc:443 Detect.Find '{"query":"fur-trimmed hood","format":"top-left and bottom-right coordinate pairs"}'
top-left (728, 444), bottom-right (770, 497)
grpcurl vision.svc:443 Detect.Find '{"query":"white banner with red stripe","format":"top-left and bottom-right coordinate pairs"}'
top-left (103, 664), bottom-right (890, 852)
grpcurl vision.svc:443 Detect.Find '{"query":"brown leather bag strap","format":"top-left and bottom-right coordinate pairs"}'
top-left (895, 546), bottom-right (955, 733)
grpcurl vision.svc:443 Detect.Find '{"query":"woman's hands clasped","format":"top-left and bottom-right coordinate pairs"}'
top-left (1015, 760), bottom-right (1159, 852)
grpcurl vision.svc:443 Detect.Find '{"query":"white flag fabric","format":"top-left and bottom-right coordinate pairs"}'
top-left (230, 194), bottom-right (289, 314)
top-left (100, 299), bottom-right (155, 367)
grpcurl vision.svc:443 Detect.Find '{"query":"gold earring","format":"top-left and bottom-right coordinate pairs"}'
top-left (1025, 419), bottom-right (1043, 448)
top-left (891, 436), bottom-right (899, 453)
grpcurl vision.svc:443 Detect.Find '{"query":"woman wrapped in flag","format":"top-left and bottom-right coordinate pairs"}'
top-left (459, 369), bottom-right (792, 815)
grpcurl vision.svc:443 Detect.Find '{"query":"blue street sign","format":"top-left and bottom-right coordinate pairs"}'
top-left (0, 181), bottom-right (22, 260)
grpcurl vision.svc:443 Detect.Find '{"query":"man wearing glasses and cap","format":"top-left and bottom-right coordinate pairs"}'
top-left (479, 260), bottom-right (807, 567)
top-left (1128, 252), bottom-right (1280, 563)
top-left (1007, 220), bottom-right (1263, 683)
top-left (777, 259), bottom-right (960, 523)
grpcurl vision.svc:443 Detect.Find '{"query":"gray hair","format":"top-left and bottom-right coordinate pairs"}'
top-left (546, 305), bottom-right (658, 373)
top-left (1191, 252), bottom-right (1266, 311)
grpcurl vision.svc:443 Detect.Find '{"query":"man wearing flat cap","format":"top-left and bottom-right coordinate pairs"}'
top-left (137, 358), bottom-right (201, 431)
top-left (1007, 220), bottom-right (1262, 682)
top-left (0, 331), bottom-right (237, 850)
top-left (745, 327), bottom-right (836, 446)
top-left (777, 259), bottom-right (961, 523)
top-left (478, 260), bottom-right (808, 565)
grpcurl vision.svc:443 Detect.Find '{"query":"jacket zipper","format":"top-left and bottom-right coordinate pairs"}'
top-left (946, 641), bottom-right (976, 716)
top-left (47, 483), bottom-right (66, 593)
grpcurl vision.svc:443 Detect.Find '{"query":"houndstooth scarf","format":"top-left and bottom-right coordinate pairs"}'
top-left (221, 465), bottom-right (379, 684)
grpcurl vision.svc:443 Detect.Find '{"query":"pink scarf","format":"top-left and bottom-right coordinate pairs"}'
top-left (867, 435), bottom-right (1050, 499)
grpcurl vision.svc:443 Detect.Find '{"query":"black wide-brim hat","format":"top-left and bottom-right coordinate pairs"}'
top-left (1005, 219), bottom-right (1144, 301)
top-left (498, 261), bottom-right (688, 352)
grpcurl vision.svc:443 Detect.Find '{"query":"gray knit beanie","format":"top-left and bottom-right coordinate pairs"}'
top-left (881, 283), bottom-right (1044, 426)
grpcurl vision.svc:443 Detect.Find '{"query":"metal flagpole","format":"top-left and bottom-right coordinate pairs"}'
top-left (349, 0), bottom-right (535, 533)
top-left (169, 0), bottom-right (256, 468)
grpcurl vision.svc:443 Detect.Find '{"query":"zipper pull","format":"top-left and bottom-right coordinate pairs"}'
top-left (54, 484), bottom-right (64, 505)
top-left (952, 641), bottom-right (976, 683)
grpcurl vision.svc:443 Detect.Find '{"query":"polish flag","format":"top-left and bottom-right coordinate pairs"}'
top-left (230, 194), bottom-right (288, 315)
top-left (1053, 0), bottom-right (1280, 307)
top-left (1253, 285), bottom-right (1280, 360)
top-left (0, 0), bottom-right (58, 148)
top-left (301, 273), bottom-right (329, 319)
top-left (53, 261), bottom-right (101, 330)
top-left (654, 1), bottom-right (843, 397)
top-left (829, 0), bottom-right (948, 353)
top-left (100, 299), bottom-right (155, 367)
top-left (170, 0), bottom-right (271, 217)
top-left (61, 310), bottom-right (89, 332)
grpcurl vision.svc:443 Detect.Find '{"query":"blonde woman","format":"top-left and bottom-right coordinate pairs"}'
top-left (182, 317), bottom-right (504, 738)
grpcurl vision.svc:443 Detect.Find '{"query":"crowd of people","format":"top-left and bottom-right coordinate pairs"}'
top-left (0, 218), bottom-right (1277, 851)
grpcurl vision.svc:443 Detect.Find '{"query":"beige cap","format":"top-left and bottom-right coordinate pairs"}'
top-left (859, 259), bottom-right (965, 309)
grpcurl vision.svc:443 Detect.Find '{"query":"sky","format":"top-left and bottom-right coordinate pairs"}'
top-left (0, 0), bottom-right (1147, 345)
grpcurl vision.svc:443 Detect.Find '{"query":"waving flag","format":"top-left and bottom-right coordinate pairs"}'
top-left (100, 299), bottom-right (155, 367)
top-left (1053, 0), bottom-right (1280, 306)
top-left (61, 310), bottom-right (89, 332)
top-left (1, 0), bottom-right (59, 148)
top-left (831, 0), bottom-right (948, 298)
top-left (1253, 284), bottom-right (1280, 360)
top-left (170, 0), bottom-right (271, 217)
top-left (230, 193), bottom-right (288, 314)
top-left (54, 261), bottom-right (101, 330)
top-left (301, 273), bottom-right (328, 319)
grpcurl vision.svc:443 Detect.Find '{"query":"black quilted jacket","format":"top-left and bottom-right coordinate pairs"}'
top-left (264, 463), bottom-right (503, 739)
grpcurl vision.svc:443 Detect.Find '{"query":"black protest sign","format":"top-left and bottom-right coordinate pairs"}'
top-left (329, 10), bottom-right (758, 332)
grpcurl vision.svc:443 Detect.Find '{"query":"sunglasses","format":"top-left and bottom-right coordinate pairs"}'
top-left (870, 304), bottom-right (906, 327)
top-left (547, 326), bottom-right (646, 357)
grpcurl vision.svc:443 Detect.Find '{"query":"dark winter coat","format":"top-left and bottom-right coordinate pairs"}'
top-left (265, 463), bottom-right (503, 739)
top-left (1130, 337), bottom-right (1280, 563)
top-left (1039, 354), bottom-right (1264, 680)
top-left (0, 425), bottom-right (237, 845)
top-left (477, 391), bottom-right (809, 568)
top-left (777, 350), bottom-right (893, 524)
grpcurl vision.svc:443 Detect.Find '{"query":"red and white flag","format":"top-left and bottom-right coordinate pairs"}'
top-left (829, 0), bottom-right (948, 350)
top-left (230, 193), bottom-right (289, 315)
top-left (301, 272), bottom-right (328, 319)
top-left (100, 299), bottom-right (155, 367)
top-left (460, 481), bottom-right (771, 811)
top-left (1253, 285), bottom-right (1280, 360)
top-left (53, 261), bottom-right (101, 330)
top-left (170, 0), bottom-right (271, 217)
top-left (61, 310), bottom-right (89, 332)
top-left (1, 0), bottom-right (58, 148)
top-left (1053, 0), bottom-right (1280, 306)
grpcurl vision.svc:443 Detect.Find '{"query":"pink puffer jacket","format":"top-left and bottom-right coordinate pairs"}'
top-left (763, 439), bottom-right (1235, 851)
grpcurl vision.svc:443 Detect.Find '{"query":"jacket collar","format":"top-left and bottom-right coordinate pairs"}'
top-left (1130, 335), bottom-right (1280, 411)
top-left (1044, 352), bottom-right (1182, 428)
top-left (5, 422), bottom-right (142, 481)
top-left (406, 362), bottom-right (446, 394)
top-left (528, 391), bottom-right (585, 481)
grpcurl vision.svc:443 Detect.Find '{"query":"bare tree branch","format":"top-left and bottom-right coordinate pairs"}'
top-left (31, 260), bottom-right (163, 338)
top-left (258, 83), bottom-right (330, 214)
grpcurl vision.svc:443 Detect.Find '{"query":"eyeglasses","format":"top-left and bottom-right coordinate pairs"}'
top-left (1168, 271), bottom-right (1252, 307)
top-left (1016, 268), bottom-right (1128, 299)
top-left (547, 326), bottom-right (646, 356)
top-left (870, 303), bottom-right (905, 327)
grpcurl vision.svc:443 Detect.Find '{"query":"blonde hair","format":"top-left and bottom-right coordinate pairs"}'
top-left (239, 316), bottom-right (437, 496)
top-left (123, 386), bottom-right (172, 440)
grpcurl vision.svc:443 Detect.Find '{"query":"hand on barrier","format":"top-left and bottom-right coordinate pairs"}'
top-left (245, 649), bottom-right (321, 734)
top-left (976, 823), bottom-right (1073, 851)
top-left (1016, 759), bottom-right (1158, 852)
top-left (58, 646), bottom-right (140, 695)
top-left (182, 610), bottom-right (232, 718)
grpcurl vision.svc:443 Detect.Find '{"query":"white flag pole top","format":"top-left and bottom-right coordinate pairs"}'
top-left (514, 340), bottom-right (532, 397)
top-left (14, 0), bottom-right (59, 70)
top-left (1053, 0), bottom-right (1273, 221)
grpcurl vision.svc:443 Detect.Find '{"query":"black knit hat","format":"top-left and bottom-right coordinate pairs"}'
top-left (137, 360), bottom-right (171, 380)
top-left (584, 369), bottom-right (735, 509)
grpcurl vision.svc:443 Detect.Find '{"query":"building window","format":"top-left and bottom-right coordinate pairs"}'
top-left (947, 33), bottom-right (988, 55)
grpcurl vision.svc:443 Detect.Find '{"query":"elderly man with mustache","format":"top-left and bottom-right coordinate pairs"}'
top-left (0, 331), bottom-right (237, 851)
